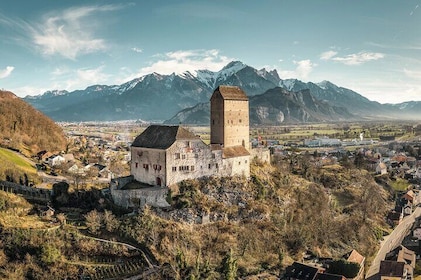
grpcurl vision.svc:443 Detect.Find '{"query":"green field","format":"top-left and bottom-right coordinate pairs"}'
top-left (0, 147), bottom-right (37, 175)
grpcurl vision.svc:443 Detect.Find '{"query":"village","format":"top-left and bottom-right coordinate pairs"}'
top-left (2, 88), bottom-right (421, 279)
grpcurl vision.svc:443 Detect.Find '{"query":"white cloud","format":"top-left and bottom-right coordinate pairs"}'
top-left (27, 5), bottom-right (124, 59)
top-left (0, 66), bottom-right (14, 78)
top-left (46, 65), bottom-right (110, 91)
top-left (64, 66), bottom-right (111, 89)
top-left (320, 50), bottom-right (338, 60)
top-left (278, 59), bottom-right (316, 80)
top-left (120, 49), bottom-right (235, 82)
top-left (321, 51), bottom-right (384, 65)
top-left (11, 86), bottom-right (48, 97)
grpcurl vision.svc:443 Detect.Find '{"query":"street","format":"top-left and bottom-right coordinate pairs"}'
top-left (365, 207), bottom-right (421, 279)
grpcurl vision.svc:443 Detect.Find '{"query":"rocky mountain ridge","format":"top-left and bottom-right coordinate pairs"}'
top-left (23, 61), bottom-right (421, 123)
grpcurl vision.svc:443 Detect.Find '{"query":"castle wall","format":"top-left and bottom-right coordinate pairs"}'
top-left (221, 155), bottom-right (250, 178)
top-left (131, 148), bottom-right (166, 186)
top-left (250, 147), bottom-right (271, 163)
top-left (110, 184), bottom-right (170, 208)
top-left (165, 139), bottom-right (220, 186)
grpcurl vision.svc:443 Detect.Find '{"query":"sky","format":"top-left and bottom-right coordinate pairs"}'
top-left (1, 0), bottom-right (421, 104)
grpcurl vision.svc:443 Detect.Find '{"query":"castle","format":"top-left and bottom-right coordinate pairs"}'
top-left (110, 85), bottom-right (269, 208)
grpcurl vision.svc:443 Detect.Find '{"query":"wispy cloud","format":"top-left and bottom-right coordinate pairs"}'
top-left (120, 49), bottom-right (235, 82)
top-left (52, 65), bottom-right (111, 90)
top-left (131, 47), bottom-right (143, 53)
top-left (1, 5), bottom-right (124, 60)
top-left (0, 66), bottom-right (14, 79)
top-left (410, 4), bottom-right (419, 16)
top-left (367, 41), bottom-right (421, 50)
top-left (403, 68), bottom-right (421, 79)
top-left (278, 59), bottom-right (316, 80)
top-left (320, 51), bottom-right (384, 65)
top-left (31, 5), bottom-right (125, 59)
top-left (320, 51), bottom-right (338, 60)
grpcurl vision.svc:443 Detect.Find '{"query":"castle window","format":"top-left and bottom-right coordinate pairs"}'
top-left (238, 161), bottom-right (241, 165)
top-left (212, 119), bottom-right (215, 125)
top-left (195, 153), bottom-right (198, 158)
top-left (135, 162), bottom-right (138, 168)
top-left (212, 153), bottom-right (215, 159)
top-left (208, 164), bottom-right (211, 169)
top-left (172, 167), bottom-right (177, 172)
top-left (182, 154), bottom-right (186, 159)
top-left (245, 160), bottom-right (248, 164)
top-left (191, 166), bottom-right (194, 171)
top-left (216, 163), bottom-right (218, 169)
top-left (175, 153), bottom-right (180, 159)
top-left (239, 119), bottom-right (242, 123)
top-left (143, 164), bottom-right (149, 170)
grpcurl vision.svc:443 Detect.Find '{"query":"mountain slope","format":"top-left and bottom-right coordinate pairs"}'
top-left (0, 90), bottom-right (66, 154)
top-left (165, 87), bottom-right (356, 125)
top-left (279, 79), bottom-right (386, 117)
top-left (249, 87), bottom-right (355, 124)
top-left (24, 61), bottom-right (279, 122)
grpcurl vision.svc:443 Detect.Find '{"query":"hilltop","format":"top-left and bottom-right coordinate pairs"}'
top-left (0, 90), bottom-right (66, 155)
top-left (0, 155), bottom-right (395, 279)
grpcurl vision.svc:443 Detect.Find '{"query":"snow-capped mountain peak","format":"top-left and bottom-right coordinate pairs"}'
top-left (279, 79), bottom-right (299, 91)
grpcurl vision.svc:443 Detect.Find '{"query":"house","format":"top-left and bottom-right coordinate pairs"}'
top-left (379, 246), bottom-right (416, 280)
top-left (376, 162), bottom-right (388, 175)
top-left (412, 217), bottom-right (421, 240)
top-left (344, 249), bottom-right (365, 280)
top-left (315, 274), bottom-right (345, 280)
top-left (63, 153), bottom-right (75, 163)
top-left (379, 260), bottom-right (406, 280)
top-left (403, 203), bottom-right (412, 216)
top-left (387, 210), bottom-right (403, 226)
top-left (47, 155), bottom-right (65, 167)
top-left (403, 190), bottom-right (416, 204)
top-left (284, 262), bottom-right (348, 280)
top-left (285, 262), bottom-right (324, 280)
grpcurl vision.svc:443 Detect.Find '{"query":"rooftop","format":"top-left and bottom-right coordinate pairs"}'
top-left (132, 125), bottom-right (200, 149)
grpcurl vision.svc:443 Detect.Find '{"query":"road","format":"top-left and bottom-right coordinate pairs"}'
top-left (365, 207), bottom-right (421, 279)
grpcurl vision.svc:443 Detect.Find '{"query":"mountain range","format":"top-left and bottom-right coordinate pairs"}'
top-left (23, 61), bottom-right (421, 124)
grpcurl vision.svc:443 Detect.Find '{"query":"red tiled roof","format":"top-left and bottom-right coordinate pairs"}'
top-left (347, 249), bottom-right (365, 266)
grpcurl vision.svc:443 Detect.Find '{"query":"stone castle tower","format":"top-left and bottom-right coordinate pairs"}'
top-left (210, 86), bottom-right (249, 150)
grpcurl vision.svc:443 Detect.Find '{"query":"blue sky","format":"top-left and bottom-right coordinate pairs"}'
top-left (1, 0), bottom-right (421, 104)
